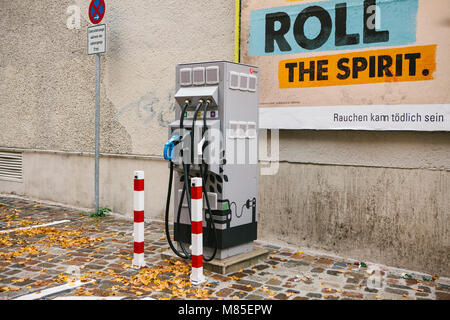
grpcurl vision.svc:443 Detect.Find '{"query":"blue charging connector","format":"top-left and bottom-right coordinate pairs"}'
top-left (164, 135), bottom-right (181, 160)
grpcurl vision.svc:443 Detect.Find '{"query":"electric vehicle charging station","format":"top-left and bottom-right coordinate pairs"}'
top-left (164, 61), bottom-right (259, 262)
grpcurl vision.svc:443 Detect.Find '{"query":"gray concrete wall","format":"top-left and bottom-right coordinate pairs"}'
top-left (259, 161), bottom-right (449, 276)
top-left (0, 0), bottom-right (235, 155)
top-left (278, 130), bottom-right (450, 171)
top-left (0, 151), bottom-right (170, 221)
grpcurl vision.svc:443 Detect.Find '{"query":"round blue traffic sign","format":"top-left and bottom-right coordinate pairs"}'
top-left (89, 0), bottom-right (105, 25)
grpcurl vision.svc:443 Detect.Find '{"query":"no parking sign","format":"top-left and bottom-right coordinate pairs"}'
top-left (87, 0), bottom-right (106, 55)
top-left (89, 0), bottom-right (105, 25)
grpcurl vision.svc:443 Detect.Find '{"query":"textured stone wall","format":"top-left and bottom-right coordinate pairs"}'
top-left (259, 162), bottom-right (450, 276)
top-left (0, 0), bottom-right (235, 155)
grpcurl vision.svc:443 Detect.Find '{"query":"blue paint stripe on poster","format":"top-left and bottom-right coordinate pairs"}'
top-left (248, 0), bottom-right (419, 56)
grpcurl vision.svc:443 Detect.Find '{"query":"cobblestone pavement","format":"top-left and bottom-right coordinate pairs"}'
top-left (0, 195), bottom-right (449, 301)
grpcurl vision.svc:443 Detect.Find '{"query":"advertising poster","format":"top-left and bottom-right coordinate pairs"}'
top-left (241, 0), bottom-right (450, 130)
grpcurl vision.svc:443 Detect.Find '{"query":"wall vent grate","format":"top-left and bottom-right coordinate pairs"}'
top-left (0, 152), bottom-right (23, 182)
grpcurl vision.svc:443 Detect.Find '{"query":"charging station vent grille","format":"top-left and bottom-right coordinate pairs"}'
top-left (0, 152), bottom-right (23, 182)
top-left (193, 67), bottom-right (205, 85)
top-left (206, 66), bottom-right (219, 84)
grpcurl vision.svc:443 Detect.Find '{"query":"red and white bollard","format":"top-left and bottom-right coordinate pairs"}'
top-left (190, 177), bottom-right (205, 286)
top-left (132, 171), bottom-right (146, 268)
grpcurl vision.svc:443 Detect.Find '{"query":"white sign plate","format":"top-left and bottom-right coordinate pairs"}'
top-left (260, 104), bottom-right (450, 131)
top-left (87, 24), bottom-right (106, 55)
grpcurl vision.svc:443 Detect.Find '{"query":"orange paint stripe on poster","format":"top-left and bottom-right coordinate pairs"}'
top-left (278, 45), bottom-right (437, 89)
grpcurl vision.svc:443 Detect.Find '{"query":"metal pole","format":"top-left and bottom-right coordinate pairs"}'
top-left (95, 53), bottom-right (100, 212)
top-left (190, 177), bottom-right (205, 286)
top-left (132, 171), bottom-right (146, 268)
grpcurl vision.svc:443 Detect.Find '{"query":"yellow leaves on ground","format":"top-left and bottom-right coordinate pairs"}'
top-left (133, 260), bottom-right (210, 299)
top-left (1, 203), bottom-right (106, 256)
top-left (71, 259), bottom-right (213, 300)
top-left (0, 236), bottom-right (15, 246)
top-left (0, 286), bottom-right (20, 292)
top-left (11, 277), bottom-right (30, 283)
top-left (14, 227), bottom-right (105, 249)
top-left (75, 288), bottom-right (94, 296)
top-left (0, 245), bottom-right (42, 261)
top-left (1, 207), bottom-right (22, 223)
top-left (269, 256), bottom-right (287, 262)
top-left (54, 273), bottom-right (70, 283)
top-left (261, 286), bottom-right (275, 297)
top-left (117, 254), bottom-right (132, 261)
top-left (0, 224), bottom-right (105, 265)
